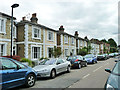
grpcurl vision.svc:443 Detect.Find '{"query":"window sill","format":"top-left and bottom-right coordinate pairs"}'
top-left (32, 37), bottom-right (41, 40)
top-left (48, 39), bottom-right (54, 42)
top-left (0, 32), bottom-right (6, 34)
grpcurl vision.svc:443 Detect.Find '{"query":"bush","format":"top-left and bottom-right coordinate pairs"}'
top-left (2, 55), bottom-right (21, 61)
top-left (20, 58), bottom-right (32, 67)
top-left (39, 57), bottom-right (49, 60)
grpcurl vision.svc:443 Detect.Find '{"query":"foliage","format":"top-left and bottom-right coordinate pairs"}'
top-left (101, 39), bottom-right (108, 43)
top-left (51, 46), bottom-right (62, 58)
top-left (108, 38), bottom-right (117, 53)
top-left (20, 58), bottom-right (33, 67)
top-left (78, 47), bottom-right (88, 56)
top-left (2, 55), bottom-right (21, 61)
top-left (39, 57), bottom-right (49, 60)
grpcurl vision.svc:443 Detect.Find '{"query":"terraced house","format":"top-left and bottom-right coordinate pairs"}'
top-left (57, 26), bottom-right (76, 58)
top-left (0, 12), bottom-right (17, 57)
top-left (74, 31), bottom-right (88, 54)
top-left (16, 13), bottom-right (57, 61)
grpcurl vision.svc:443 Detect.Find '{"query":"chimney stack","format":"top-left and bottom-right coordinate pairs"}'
top-left (59, 25), bottom-right (64, 32)
top-left (74, 31), bottom-right (79, 37)
top-left (22, 16), bottom-right (26, 21)
top-left (30, 13), bottom-right (38, 23)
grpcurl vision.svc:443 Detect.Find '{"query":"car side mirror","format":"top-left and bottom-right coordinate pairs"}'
top-left (17, 65), bottom-right (21, 70)
top-left (105, 68), bottom-right (111, 73)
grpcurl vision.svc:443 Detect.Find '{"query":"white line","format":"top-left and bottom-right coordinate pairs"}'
top-left (93, 66), bottom-right (103, 72)
top-left (82, 74), bottom-right (90, 79)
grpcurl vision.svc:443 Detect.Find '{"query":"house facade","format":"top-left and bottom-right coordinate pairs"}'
top-left (0, 12), bottom-right (16, 57)
top-left (74, 31), bottom-right (88, 54)
top-left (57, 26), bottom-right (76, 58)
top-left (16, 13), bottom-right (57, 61)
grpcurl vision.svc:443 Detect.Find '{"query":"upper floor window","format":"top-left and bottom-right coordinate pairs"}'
top-left (32, 27), bottom-right (41, 39)
top-left (13, 26), bottom-right (16, 38)
top-left (71, 37), bottom-right (74, 44)
top-left (0, 18), bottom-right (6, 34)
top-left (64, 35), bottom-right (68, 44)
top-left (48, 31), bottom-right (54, 41)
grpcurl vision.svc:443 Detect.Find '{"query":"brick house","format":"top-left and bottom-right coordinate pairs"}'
top-left (0, 12), bottom-right (17, 57)
top-left (16, 13), bottom-right (57, 61)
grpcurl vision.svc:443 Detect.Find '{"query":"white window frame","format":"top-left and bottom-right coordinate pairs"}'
top-left (47, 46), bottom-right (54, 58)
top-left (0, 17), bottom-right (6, 34)
top-left (32, 26), bottom-right (41, 40)
top-left (0, 42), bottom-right (7, 56)
top-left (64, 49), bottom-right (68, 57)
top-left (13, 25), bottom-right (16, 38)
top-left (64, 35), bottom-right (68, 44)
top-left (71, 37), bottom-right (74, 44)
top-left (31, 45), bottom-right (42, 60)
top-left (47, 31), bottom-right (54, 41)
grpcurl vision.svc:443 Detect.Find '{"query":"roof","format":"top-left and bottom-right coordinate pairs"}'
top-left (16, 20), bottom-right (57, 32)
top-left (0, 12), bottom-right (16, 20)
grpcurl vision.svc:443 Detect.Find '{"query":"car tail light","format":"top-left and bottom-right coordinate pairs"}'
top-left (75, 59), bottom-right (79, 62)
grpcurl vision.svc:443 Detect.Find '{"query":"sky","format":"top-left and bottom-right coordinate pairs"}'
top-left (0, 0), bottom-right (119, 45)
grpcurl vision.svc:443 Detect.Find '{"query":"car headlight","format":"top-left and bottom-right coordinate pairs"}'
top-left (106, 84), bottom-right (114, 90)
top-left (37, 69), bottom-right (48, 73)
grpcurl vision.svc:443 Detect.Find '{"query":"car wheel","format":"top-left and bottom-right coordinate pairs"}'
top-left (78, 63), bottom-right (81, 69)
top-left (67, 66), bottom-right (71, 73)
top-left (25, 74), bottom-right (36, 87)
top-left (92, 60), bottom-right (95, 64)
top-left (50, 70), bottom-right (56, 79)
top-left (85, 62), bottom-right (87, 67)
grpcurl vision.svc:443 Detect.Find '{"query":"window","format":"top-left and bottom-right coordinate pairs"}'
top-left (1, 58), bottom-right (17, 70)
top-left (32, 47), bottom-right (41, 59)
top-left (0, 19), bottom-right (4, 32)
top-left (0, 44), bottom-right (5, 56)
top-left (57, 59), bottom-right (64, 64)
top-left (64, 35), bottom-right (68, 44)
top-left (65, 49), bottom-right (68, 56)
top-left (71, 37), bottom-right (74, 44)
top-left (13, 26), bottom-right (16, 38)
top-left (13, 46), bottom-right (16, 55)
top-left (48, 47), bottom-right (53, 58)
top-left (48, 31), bottom-right (53, 41)
top-left (33, 27), bottom-right (41, 39)
top-left (72, 49), bottom-right (74, 55)
top-left (14, 60), bottom-right (27, 69)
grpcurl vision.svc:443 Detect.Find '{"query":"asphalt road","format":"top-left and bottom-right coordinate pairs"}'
top-left (14, 57), bottom-right (117, 90)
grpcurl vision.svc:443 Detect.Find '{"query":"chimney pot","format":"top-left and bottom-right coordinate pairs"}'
top-left (59, 25), bottom-right (64, 32)
top-left (22, 17), bottom-right (26, 21)
top-left (75, 31), bottom-right (79, 37)
top-left (30, 13), bottom-right (38, 23)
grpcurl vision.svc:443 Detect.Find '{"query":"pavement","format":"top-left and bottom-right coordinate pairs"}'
top-left (12, 57), bottom-right (116, 90)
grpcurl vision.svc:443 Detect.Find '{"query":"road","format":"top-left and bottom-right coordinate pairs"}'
top-left (13, 57), bottom-right (117, 90)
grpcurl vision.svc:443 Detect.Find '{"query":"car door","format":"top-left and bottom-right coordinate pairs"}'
top-left (56, 59), bottom-right (65, 73)
top-left (1, 58), bottom-right (19, 89)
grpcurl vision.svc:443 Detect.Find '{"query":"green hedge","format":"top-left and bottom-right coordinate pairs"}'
top-left (20, 58), bottom-right (33, 67)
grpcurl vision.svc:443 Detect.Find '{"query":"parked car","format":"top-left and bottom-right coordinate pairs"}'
top-left (97, 54), bottom-right (107, 60)
top-left (33, 58), bottom-right (71, 79)
top-left (0, 57), bottom-right (37, 90)
top-left (104, 60), bottom-right (120, 89)
top-left (104, 54), bottom-right (110, 59)
top-left (67, 55), bottom-right (87, 69)
top-left (84, 54), bottom-right (97, 64)
top-left (109, 53), bottom-right (115, 57)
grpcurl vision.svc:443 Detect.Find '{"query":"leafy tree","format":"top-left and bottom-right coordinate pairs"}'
top-left (51, 46), bottom-right (62, 58)
top-left (78, 47), bottom-right (88, 56)
top-left (101, 39), bottom-right (108, 43)
top-left (108, 38), bottom-right (117, 53)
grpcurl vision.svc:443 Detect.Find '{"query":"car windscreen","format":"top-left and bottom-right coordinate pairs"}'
top-left (39, 59), bottom-right (56, 65)
top-left (112, 61), bottom-right (120, 75)
top-left (84, 55), bottom-right (91, 58)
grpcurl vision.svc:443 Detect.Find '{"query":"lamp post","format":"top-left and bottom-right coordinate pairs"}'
top-left (11, 4), bottom-right (19, 58)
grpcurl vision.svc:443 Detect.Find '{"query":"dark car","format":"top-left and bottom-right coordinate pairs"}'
top-left (104, 60), bottom-right (120, 89)
top-left (67, 56), bottom-right (87, 69)
top-left (97, 54), bottom-right (107, 60)
top-left (84, 54), bottom-right (97, 64)
top-left (0, 57), bottom-right (37, 90)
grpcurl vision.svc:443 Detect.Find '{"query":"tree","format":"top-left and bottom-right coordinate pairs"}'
top-left (51, 46), bottom-right (62, 58)
top-left (101, 39), bottom-right (108, 43)
top-left (78, 47), bottom-right (88, 56)
top-left (108, 38), bottom-right (117, 53)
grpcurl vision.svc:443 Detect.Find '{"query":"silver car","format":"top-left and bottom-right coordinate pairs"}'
top-left (33, 58), bottom-right (71, 78)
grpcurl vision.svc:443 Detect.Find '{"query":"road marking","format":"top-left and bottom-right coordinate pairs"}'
top-left (104, 63), bottom-right (109, 66)
top-left (82, 74), bottom-right (90, 79)
top-left (93, 66), bottom-right (103, 72)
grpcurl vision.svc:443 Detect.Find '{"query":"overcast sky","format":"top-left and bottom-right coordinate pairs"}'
top-left (0, 0), bottom-right (119, 44)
